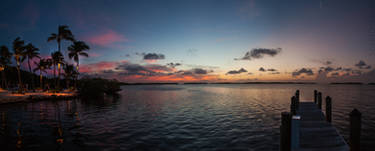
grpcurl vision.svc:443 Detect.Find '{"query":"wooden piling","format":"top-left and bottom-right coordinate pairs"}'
top-left (317, 92), bottom-right (322, 109)
top-left (326, 96), bottom-right (332, 123)
top-left (295, 90), bottom-right (300, 102)
top-left (349, 109), bottom-right (361, 151)
top-left (314, 90), bottom-right (317, 104)
top-left (295, 90), bottom-right (300, 109)
top-left (280, 112), bottom-right (291, 151)
top-left (291, 96), bottom-right (297, 115)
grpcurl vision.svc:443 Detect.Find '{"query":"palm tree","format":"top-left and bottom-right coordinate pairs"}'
top-left (68, 41), bottom-right (89, 90)
top-left (47, 25), bottom-right (75, 53)
top-left (51, 51), bottom-right (64, 89)
top-left (12, 37), bottom-right (26, 92)
top-left (34, 58), bottom-right (49, 90)
top-left (68, 41), bottom-right (89, 72)
top-left (48, 25), bottom-right (75, 89)
top-left (24, 43), bottom-right (40, 90)
top-left (63, 64), bottom-right (78, 90)
top-left (0, 45), bottom-right (12, 89)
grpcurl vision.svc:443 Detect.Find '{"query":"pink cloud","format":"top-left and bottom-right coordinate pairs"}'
top-left (85, 30), bottom-right (128, 46)
top-left (88, 52), bottom-right (101, 57)
top-left (80, 61), bottom-right (121, 73)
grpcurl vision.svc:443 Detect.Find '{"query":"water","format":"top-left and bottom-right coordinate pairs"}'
top-left (0, 84), bottom-right (374, 151)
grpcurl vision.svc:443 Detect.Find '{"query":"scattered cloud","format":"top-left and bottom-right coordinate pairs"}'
top-left (143, 53), bottom-right (165, 60)
top-left (226, 68), bottom-right (248, 75)
top-left (167, 62), bottom-right (182, 68)
top-left (267, 68), bottom-right (277, 72)
top-left (354, 60), bottom-right (371, 69)
top-left (292, 68), bottom-right (314, 77)
top-left (270, 72), bottom-right (281, 75)
top-left (259, 67), bottom-right (266, 72)
top-left (323, 61), bottom-right (332, 65)
top-left (235, 48), bottom-right (281, 60)
top-left (85, 29), bottom-right (128, 46)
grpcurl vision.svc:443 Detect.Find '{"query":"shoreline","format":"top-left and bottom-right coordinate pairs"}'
top-left (0, 91), bottom-right (78, 105)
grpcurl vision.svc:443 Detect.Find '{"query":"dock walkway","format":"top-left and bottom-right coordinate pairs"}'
top-left (280, 90), bottom-right (361, 151)
top-left (297, 101), bottom-right (348, 151)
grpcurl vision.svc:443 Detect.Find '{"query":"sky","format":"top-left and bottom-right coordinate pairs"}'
top-left (0, 0), bottom-right (375, 83)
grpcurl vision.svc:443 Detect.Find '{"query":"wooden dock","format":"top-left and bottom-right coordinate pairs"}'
top-left (280, 90), bottom-right (362, 151)
top-left (297, 102), bottom-right (348, 151)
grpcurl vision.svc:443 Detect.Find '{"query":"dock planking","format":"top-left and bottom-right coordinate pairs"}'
top-left (281, 90), bottom-right (361, 151)
top-left (296, 101), bottom-right (349, 151)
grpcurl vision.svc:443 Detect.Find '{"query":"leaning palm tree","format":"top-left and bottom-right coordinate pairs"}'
top-left (63, 64), bottom-right (78, 90)
top-left (12, 37), bottom-right (26, 92)
top-left (0, 45), bottom-right (12, 89)
top-left (51, 51), bottom-right (64, 89)
top-left (34, 58), bottom-right (49, 90)
top-left (68, 41), bottom-right (89, 72)
top-left (24, 43), bottom-right (40, 90)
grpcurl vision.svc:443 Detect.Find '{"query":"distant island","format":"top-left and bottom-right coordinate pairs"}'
top-left (121, 82), bottom-right (317, 85)
top-left (330, 82), bottom-right (363, 85)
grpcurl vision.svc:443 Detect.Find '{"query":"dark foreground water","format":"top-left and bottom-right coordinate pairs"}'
top-left (0, 84), bottom-right (374, 151)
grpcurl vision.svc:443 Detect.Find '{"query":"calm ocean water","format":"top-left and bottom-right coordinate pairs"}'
top-left (0, 84), bottom-right (374, 151)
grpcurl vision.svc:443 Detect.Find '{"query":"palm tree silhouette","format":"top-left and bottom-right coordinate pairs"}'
top-left (12, 37), bottom-right (26, 92)
top-left (68, 41), bottom-right (89, 89)
top-left (51, 51), bottom-right (64, 89)
top-left (24, 43), bottom-right (40, 90)
top-left (47, 25), bottom-right (75, 53)
top-left (68, 41), bottom-right (89, 72)
top-left (48, 25), bottom-right (75, 88)
top-left (34, 58), bottom-right (49, 90)
top-left (0, 45), bottom-right (12, 89)
top-left (63, 64), bottom-right (78, 90)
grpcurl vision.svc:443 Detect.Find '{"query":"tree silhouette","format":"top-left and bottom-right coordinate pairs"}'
top-left (68, 41), bottom-right (89, 72)
top-left (24, 43), bottom-right (40, 90)
top-left (47, 25), bottom-right (75, 53)
top-left (12, 37), bottom-right (26, 92)
top-left (34, 58), bottom-right (50, 90)
top-left (0, 45), bottom-right (12, 89)
top-left (51, 51), bottom-right (64, 89)
top-left (63, 64), bottom-right (78, 89)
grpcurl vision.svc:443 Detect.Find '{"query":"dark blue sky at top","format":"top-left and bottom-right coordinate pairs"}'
top-left (0, 0), bottom-right (374, 82)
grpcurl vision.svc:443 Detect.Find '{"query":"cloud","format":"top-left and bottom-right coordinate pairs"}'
top-left (292, 68), bottom-right (314, 77)
top-left (259, 67), bottom-right (278, 73)
top-left (235, 48), bottom-right (281, 60)
top-left (80, 61), bottom-right (121, 73)
top-left (355, 60), bottom-right (371, 69)
top-left (193, 68), bottom-right (208, 74)
top-left (259, 67), bottom-right (266, 72)
top-left (226, 68), bottom-right (248, 75)
top-left (85, 29), bottom-right (128, 46)
top-left (167, 62), bottom-right (182, 68)
top-left (270, 72), bottom-right (281, 75)
top-left (143, 53), bottom-right (165, 60)
top-left (267, 68), bottom-right (277, 72)
top-left (323, 61), bottom-right (332, 65)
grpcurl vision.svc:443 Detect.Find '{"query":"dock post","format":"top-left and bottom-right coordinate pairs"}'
top-left (291, 115), bottom-right (300, 150)
top-left (317, 92), bottom-right (322, 109)
top-left (295, 90), bottom-right (300, 102)
top-left (295, 90), bottom-right (300, 109)
top-left (314, 90), bottom-right (317, 104)
top-left (291, 96), bottom-right (297, 115)
top-left (326, 96), bottom-right (332, 123)
top-left (280, 112), bottom-right (291, 151)
top-left (350, 109), bottom-right (361, 151)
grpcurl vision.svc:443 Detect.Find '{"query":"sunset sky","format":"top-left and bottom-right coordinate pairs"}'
top-left (1, 0), bottom-right (374, 83)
